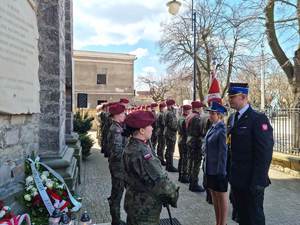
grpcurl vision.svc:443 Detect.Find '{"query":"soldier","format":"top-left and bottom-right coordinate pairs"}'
top-left (164, 99), bottom-right (178, 172)
top-left (107, 103), bottom-right (127, 225)
top-left (119, 98), bottom-right (130, 106)
top-left (96, 104), bottom-right (103, 146)
top-left (186, 101), bottom-right (210, 192)
top-left (177, 104), bottom-right (192, 183)
top-left (150, 103), bottom-right (159, 150)
top-left (103, 103), bottom-right (115, 158)
top-left (227, 83), bottom-right (274, 225)
top-left (157, 102), bottom-right (167, 165)
top-left (100, 103), bottom-right (109, 155)
top-left (123, 110), bottom-right (179, 225)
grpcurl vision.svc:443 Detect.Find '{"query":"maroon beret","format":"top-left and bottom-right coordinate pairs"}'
top-left (159, 102), bottom-right (167, 108)
top-left (146, 105), bottom-right (151, 109)
top-left (182, 104), bottom-right (192, 111)
top-left (120, 98), bottom-right (129, 104)
top-left (125, 110), bottom-right (155, 128)
top-left (191, 101), bottom-right (204, 109)
top-left (151, 103), bottom-right (158, 108)
top-left (166, 99), bottom-right (175, 106)
top-left (109, 103), bottom-right (125, 115)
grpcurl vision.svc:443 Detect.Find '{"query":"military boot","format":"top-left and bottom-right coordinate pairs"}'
top-left (189, 183), bottom-right (205, 192)
top-left (166, 165), bottom-right (178, 172)
top-left (180, 175), bottom-right (189, 183)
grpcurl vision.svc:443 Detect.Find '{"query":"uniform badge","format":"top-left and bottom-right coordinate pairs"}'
top-left (144, 153), bottom-right (152, 160)
top-left (262, 124), bottom-right (268, 131)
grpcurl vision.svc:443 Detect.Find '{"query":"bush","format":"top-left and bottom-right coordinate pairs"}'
top-left (79, 133), bottom-right (94, 159)
top-left (73, 111), bottom-right (95, 159)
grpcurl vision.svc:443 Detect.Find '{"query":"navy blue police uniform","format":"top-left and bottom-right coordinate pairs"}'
top-left (227, 83), bottom-right (274, 225)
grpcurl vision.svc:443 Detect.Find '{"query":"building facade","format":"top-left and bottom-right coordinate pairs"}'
top-left (73, 50), bottom-right (136, 108)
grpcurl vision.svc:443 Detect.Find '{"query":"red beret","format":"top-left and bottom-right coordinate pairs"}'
top-left (159, 102), bottom-right (167, 108)
top-left (151, 103), bottom-right (158, 108)
top-left (166, 99), bottom-right (175, 106)
top-left (182, 104), bottom-right (192, 111)
top-left (125, 111), bottom-right (155, 128)
top-left (191, 101), bottom-right (204, 109)
top-left (120, 98), bottom-right (129, 104)
top-left (109, 103), bottom-right (125, 115)
top-left (146, 105), bottom-right (151, 109)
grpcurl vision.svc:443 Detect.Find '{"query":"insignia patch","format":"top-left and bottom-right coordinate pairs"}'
top-left (144, 153), bottom-right (152, 160)
top-left (262, 124), bottom-right (268, 131)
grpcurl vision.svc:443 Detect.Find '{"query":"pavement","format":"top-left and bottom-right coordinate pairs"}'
top-left (78, 132), bottom-right (300, 225)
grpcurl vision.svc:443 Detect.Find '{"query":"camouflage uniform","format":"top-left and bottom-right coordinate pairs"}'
top-left (123, 137), bottom-right (179, 225)
top-left (177, 115), bottom-right (189, 182)
top-left (102, 112), bottom-right (112, 157)
top-left (107, 121), bottom-right (127, 225)
top-left (96, 112), bottom-right (102, 146)
top-left (156, 111), bottom-right (166, 164)
top-left (150, 110), bottom-right (158, 151)
top-left (186, 112), bottom-right (210, 190)
top-left (164, 108), bottom-right (178, 171)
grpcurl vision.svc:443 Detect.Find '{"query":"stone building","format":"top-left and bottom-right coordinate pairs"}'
top-left (0, 0), bottom-right (80, 207)
top-left (73, 50), bottom-right (136, 108)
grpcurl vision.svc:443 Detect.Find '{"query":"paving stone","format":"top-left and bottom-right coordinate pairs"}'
top-left (80, 132), bottom-right (300, 225)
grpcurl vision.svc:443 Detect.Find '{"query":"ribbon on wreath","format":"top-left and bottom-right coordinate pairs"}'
top-left (27, 157), bottom-right (81, 216)
top-left (0, 213), bottom-right (31, 225)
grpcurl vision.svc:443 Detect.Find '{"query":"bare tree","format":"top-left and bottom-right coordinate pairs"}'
top-left (265, 0), bottom-right (300, 106)
top-left (138, 75), bottom-right (176, 102)
top-left (160, 0), bottom-right (262, 100)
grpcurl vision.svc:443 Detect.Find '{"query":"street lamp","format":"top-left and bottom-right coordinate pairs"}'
top-left (167, 0), bottom-right (197, 101)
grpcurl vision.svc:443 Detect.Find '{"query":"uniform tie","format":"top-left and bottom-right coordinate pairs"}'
top-left (234, 112), bottom-right (240, 127)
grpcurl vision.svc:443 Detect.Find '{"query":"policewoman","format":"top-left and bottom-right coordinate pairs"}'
top-left (123, 111), bottom-right (179, 225)
top-left (227, 83), bottom-right (274, 225)
top-left (203, 101), bottom-right (228, 225)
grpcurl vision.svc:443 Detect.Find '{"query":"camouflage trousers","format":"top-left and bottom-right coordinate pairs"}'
top-left (151, 133), bottom-right (158, 151)
top-left (108, 176), bottom-right (125, 225)
top-left (178, 141), bottom-right (189, 177)
top-left (157, 134), bottom-right (166, 163)
top-left (125, 189), bottom-right (162, 225)
top-left (188, 147), bottom-right (203, 186)
top-left (165, 137), bottom-right (176, 168)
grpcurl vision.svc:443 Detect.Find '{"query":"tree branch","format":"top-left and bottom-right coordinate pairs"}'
top-left (265, 0), bottom-right (294, 82)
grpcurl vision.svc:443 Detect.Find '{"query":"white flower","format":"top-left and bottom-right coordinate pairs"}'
top-left (26, 185), bottom-right (34, 191)
top-left (57, 184), bottom-right (64, 190)
top-left (25, 176), bottom-right (34, 185)
top-left (41, 175), bottom-right (48, 183)
top-left (41, 171), bottom-right (49, 177)
top-left (0, 210), bottom-right (5, 218)
top-left (46, 180), bottom-right (54, 189)
top-left (32, 191), bottom-right (38, 197)
top-left (24, 194), bottom-right (32, 201)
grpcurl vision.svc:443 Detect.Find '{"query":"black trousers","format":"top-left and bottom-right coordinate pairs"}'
top-left (231, 187), bottom-right (266, 225)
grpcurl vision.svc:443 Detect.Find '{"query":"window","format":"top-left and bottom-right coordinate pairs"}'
top-left (97, 68), bottom-right (107, 84)
top-left (97, 100), bottom-right (107, 105)
top-left (77, 93), bottom-right (88, 108)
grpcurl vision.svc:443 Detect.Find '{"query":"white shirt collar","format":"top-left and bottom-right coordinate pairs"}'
top-left (238, 104), bottom-right (249, 119)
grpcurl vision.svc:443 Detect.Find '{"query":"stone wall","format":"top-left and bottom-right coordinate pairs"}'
top-left (0, 114), bottom-right (39, 205)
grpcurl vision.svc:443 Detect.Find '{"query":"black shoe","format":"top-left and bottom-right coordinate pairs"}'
top-left (189, 184), bottom-right (205, 192)
top-left (160, 160), bottom-right (166, 166)
top-left (180, 175), bottom-right (189, 183)
top-left (166, 166), bottom-right (178, 172)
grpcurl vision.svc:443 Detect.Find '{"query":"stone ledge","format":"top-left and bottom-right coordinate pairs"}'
top-left (271, 152), bottom-right (300, 178)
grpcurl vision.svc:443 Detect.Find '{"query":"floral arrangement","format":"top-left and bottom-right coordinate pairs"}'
top-left (0, 201), bottom-right (31, 225)
top-left (23, 158), bottom-right (81, 222)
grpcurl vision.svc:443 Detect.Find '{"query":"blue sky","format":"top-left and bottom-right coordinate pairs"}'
top-left (73, 0), bottom-right (299, 91)
top-left (73, 0), bottom-right (172, 90)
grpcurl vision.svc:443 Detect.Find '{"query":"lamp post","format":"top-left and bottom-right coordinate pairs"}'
top-left (167, 0), bottom-right (197, 101)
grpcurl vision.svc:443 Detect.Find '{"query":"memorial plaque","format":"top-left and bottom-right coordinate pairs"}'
top-left (0, 0), bottom-right (40, 114)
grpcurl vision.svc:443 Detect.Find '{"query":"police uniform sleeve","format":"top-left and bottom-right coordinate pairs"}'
top-left (217, 125), bottom-right (227, 175)
top-left (251, 114), bottom-right (274, 188)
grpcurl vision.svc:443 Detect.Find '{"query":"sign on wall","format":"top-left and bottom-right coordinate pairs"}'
top-left (0, 0), bottom-right (40, 114)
